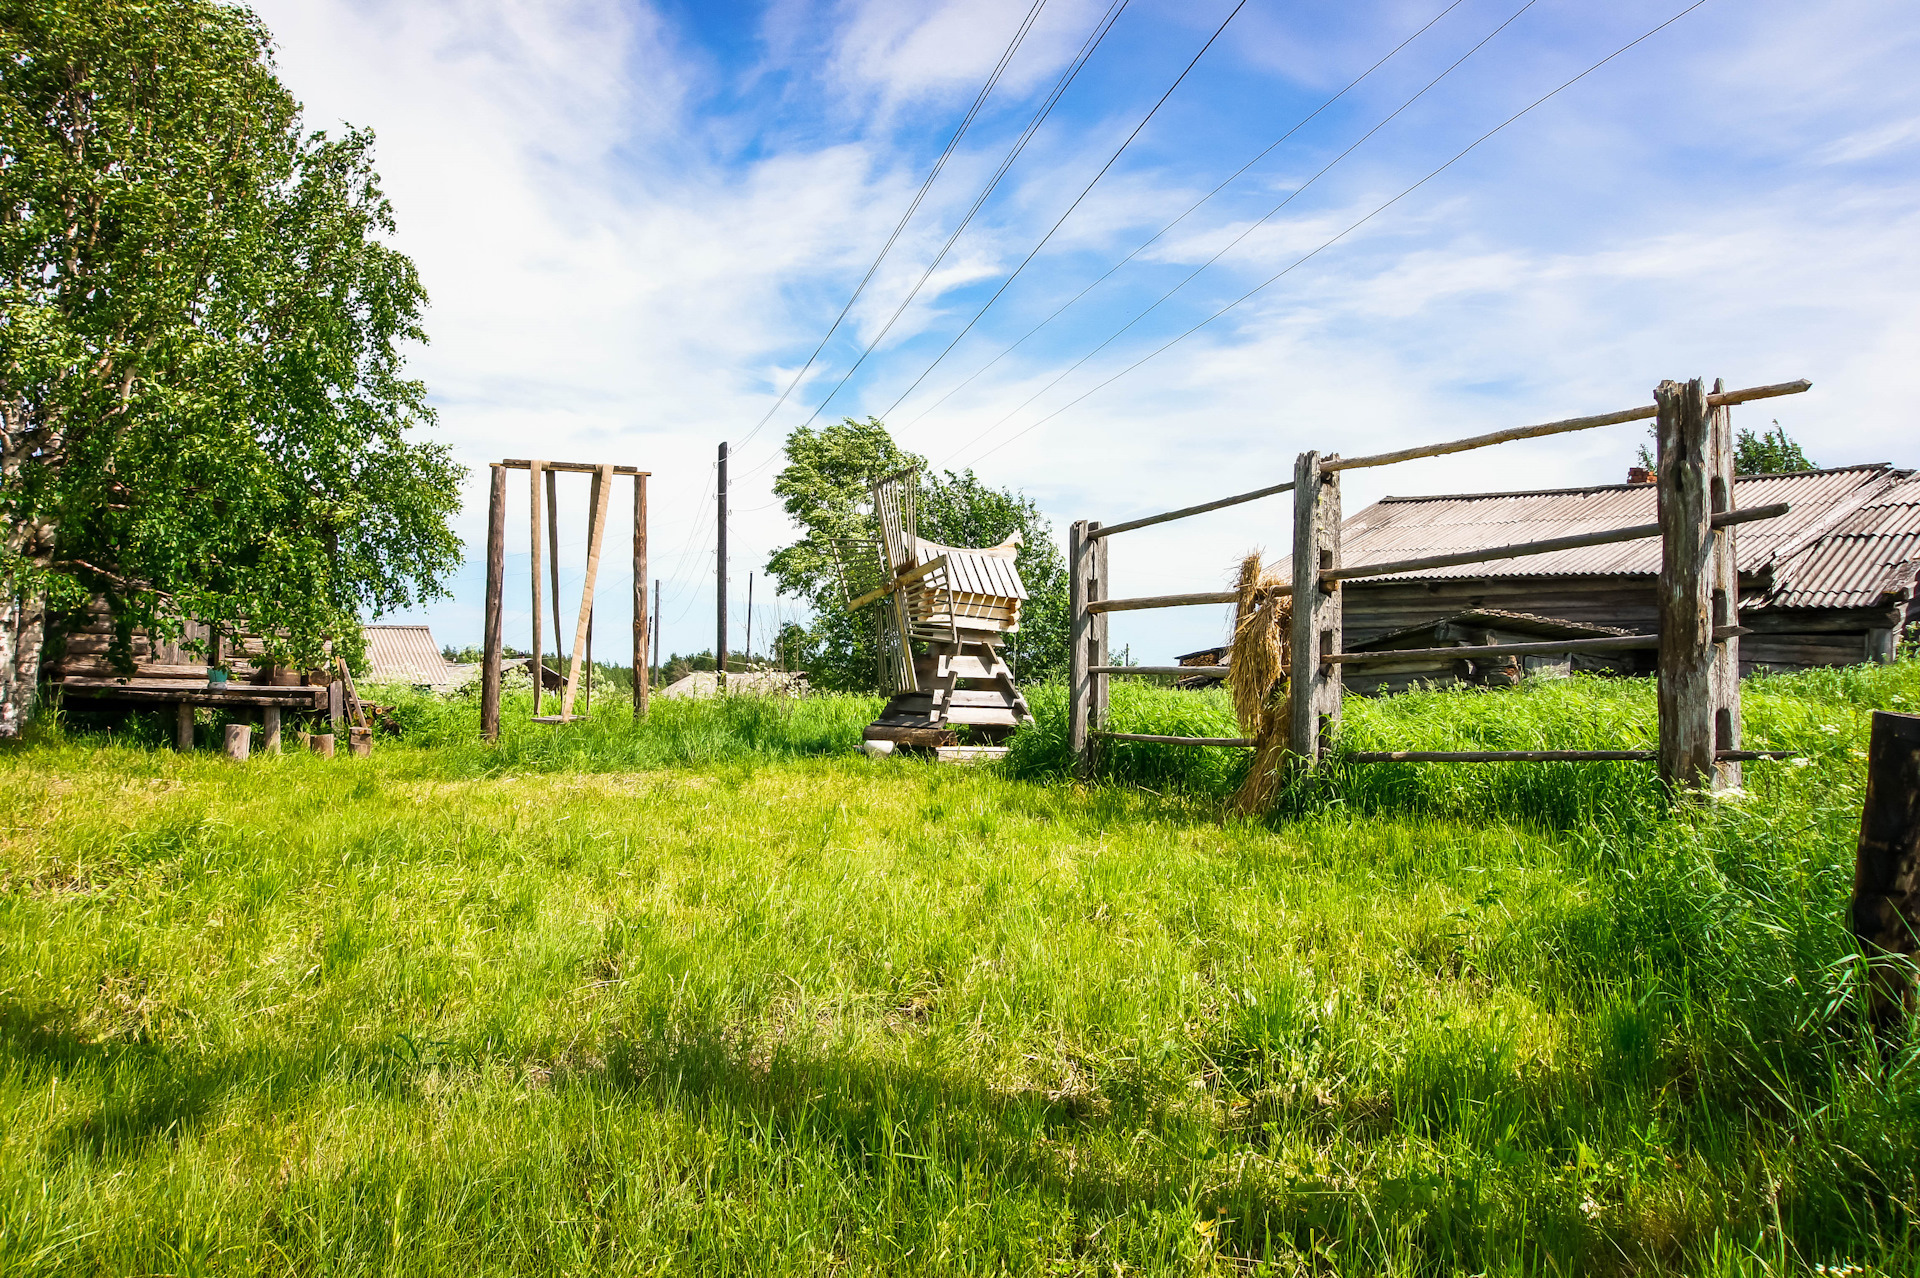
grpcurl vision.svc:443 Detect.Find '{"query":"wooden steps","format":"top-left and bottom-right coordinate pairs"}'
top-left (864, 636), bottom-right (1032, 747)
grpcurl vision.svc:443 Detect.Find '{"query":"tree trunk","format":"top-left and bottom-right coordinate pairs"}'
top-left (0, 515), bottom-right (53, 739)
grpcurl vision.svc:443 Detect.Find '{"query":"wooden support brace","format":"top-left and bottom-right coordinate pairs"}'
top-left (559, 464), bottom-right (615, 720)
top-left (529, 460), bottom-right (546, 715)
top-left (482, 462), bottom-right (507, 741)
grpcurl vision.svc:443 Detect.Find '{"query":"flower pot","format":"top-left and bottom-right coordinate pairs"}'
top-left (207, 668), bottom-right (230, 687)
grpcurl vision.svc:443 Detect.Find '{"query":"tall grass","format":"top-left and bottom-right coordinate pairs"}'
top-left (2, 663), bottom-right (1917, 1274)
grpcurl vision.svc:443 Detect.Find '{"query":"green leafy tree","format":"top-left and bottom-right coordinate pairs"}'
top-left (765, 416), bottom-right (1069, 691)
top-left (0, 0), bottom-right (462, 734)
top-left (1633, 419), bottom-right (1817, 477)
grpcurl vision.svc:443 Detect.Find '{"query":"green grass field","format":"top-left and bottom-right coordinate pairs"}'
top-left (4, 666), bottom-right (1919, 1275)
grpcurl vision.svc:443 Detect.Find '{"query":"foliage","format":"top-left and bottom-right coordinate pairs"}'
top-left (1634, 418), bottom-right (1817, 476)
top-left (0, 0), bottom-right (462, 695)
top-left (766, 416), bottom-right (1070, 691)
top-left (3, 662), bottom-right (1919, 1273)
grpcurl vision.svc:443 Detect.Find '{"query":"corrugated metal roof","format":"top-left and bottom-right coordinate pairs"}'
top-left (362, 624), bottom-right (460, 685)
top-left (1342, 465), bottom-right (1904, 586)
top-left (1766, 473), bottom-right (1920, 610)
top-left (1352, 609), bottom-right (1630, 651)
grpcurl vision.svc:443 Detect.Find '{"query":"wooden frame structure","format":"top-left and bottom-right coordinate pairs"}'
top-left (480, 459), bottom-right (650, 741)
top-left (1068, 377), bottom-right (1813, 794)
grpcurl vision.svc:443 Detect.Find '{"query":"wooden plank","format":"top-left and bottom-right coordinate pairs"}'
top-left (633, 473), bottom-right (649, 720)
top-left (1321, 503), bottom-right (1788, 583)
top-left (1086, 589), bottom-right (1250, 614)
top-left (863, 724), bottom-right (958, 747)
top-left (560, 463), bottom-right (614, 719)
top-left (936, 746), bottom-right (1008, 765)
top-left (1095, 733), bottom-right (1254, 746)
top-left (1709, 378), bottom-right (1742, 791)
top-left (1329, 629), bottom-right (1747, 665)
top-left (1850, 711), bottom-right (1920, 1033)
top-left (1323, 379), bottom-right (1810, 473)
top-left (57, 680), bottom-right (325, 707)
top-left (1088, 479), bottom-right (1295, 539)
top-left (1069, 520), bottom-right (1093, 775)
top-left (500, 459), bottom-right (648, 475)
top-left (1289, 449), bottom-right (1341, 763)
top-left (529, 459), bottom-right (546, 716)
top-left (944, 705), bottom-right (1020, 727)
top-left (481, 462), bottom-right (507, 742)
top-left (1352, 750), bottom-right (1655, 762)
top-left (546, 467), bottom-right (563, 678)
top-left (1657, 378), bottom-right (1716, 794)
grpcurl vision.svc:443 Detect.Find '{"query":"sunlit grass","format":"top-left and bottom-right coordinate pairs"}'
top-left (3, 663), bottom-right (1917, 1274)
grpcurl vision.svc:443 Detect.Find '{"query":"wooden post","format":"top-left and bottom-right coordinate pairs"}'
top-left (327, 680), bottom-right (344, 732)
top-left (348, 726), bottom-right (372, 758)
top-left (529, 460), bottom-right (546, 715)
top-left (261, 705), bottom-right (282, 754)
top-left (1851, 711), bottom-right (1920, 1033)
top-left (482, 462), bottom-right (508, 741)
top-left (1656, 379), bottom-right (1715, 793)
top-left (546, 467), bottom-right (563, 667)
top-left (223, 723), bottom-right (251, 761)
top-left (175, 701), bottom-right (194, 751)
top-left (1708, 378), bottom-right (1743, 791)
top-left (1090, 523), bottom-right (1108, 750)
top-left (633, 473), bottom-right (649, 719)
top-left (559, 463), bottom-right (613, 719)
top-left (312, 732), bottom-right (336, 758)
top-left (1069, 520), bottom-right (1094, 778)
top-left (1288, 451), bottom-right (1342, 764)
top-left (652, 578), bottom-right (662, 685)
top-left (717, 441), bottom-right (729, 682)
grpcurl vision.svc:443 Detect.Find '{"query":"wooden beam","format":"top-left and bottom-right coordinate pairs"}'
top-left (1288, 449), bottom-right (1341, 764)
top-left (500, 459), bottom-right (649, 475)
top-left (546, 467), bottom-right (562, 677)
top-left (1086, 588), bottom-right (1258, 614)
top-left (634, 473), bottom-right (649, 719)
top-left (529, 460), bottom-right (546, 716)
top-left (1657, 378), bottom-right (1716, 793)
top-left (1092, 665), bottom-right (1230, 676)
top-left (1709, 378), bottom-right (1743, 791)
top-left (560, 463), bottom-right (614, 720)
top-left (1348, 749), bottom-right (1800, 763)
top-left (1088, 480), bottom-right (1294, 539)
top-left (482, 462), bottom-right (507, 742)
top-left (1323, 379), bottom-right (1810, 473)
top-left (1329, 628), bottom-right (1747, 665)
top-left (1095, 733), bottom-right (1255, 746)
top-left (175, 701), bottom-right (194, 751)
top-left (262, 705), bottom-right (282, 755)
top-left (1850, 710), bottom-right (1920, 1033)
top-left (1322, 503), bottom-right (1788, 583)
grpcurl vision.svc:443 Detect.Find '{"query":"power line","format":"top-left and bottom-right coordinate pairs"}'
top-left (787, 0), bottom-right (1132, 436)
top-left (966, 0), bottom-right (1717, 466)
top-left (889, 0), bottom-right (1471, 430)
top-left (874, 0), bottom-right (1256, 422)
top-left (945, 0), bottom-right (1543, 464)
top-left (729, 0), bottom-right (1053, 456)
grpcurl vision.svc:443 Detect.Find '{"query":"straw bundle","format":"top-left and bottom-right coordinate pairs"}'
top-left (1228, 552), bottom-right (1292, 813)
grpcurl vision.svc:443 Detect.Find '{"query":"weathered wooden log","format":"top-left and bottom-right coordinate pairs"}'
top-left (633, 472), bottom-right (649, 720)
top-left (1091, 665), bottom-right (1232, 677)
top-left (499, 459), bottom-right (645, 475)
top-left (1656, 379), bottom-right (1716, 793)
top-left (311, 732), bottom-right (336, 758)
top-left (1851, 711), bottom-right (1920, 1034)
top-left (482, 462), bottom-right (507, 741)
top-left (1088, 480), bottom-right (1295, 538)
top-left (1289, 450), bottom-right (1341, 763)
top-left (348, 726), bottom-right (372, 758)
top-left (1094, 733), bottom-right (1255, 746)
top-left (223, 723), bottom-right (251, 761)
top-left (1086, 589), bottom-right (1247, 614)
top-left (175, 702), bottom-right (195, 752)
top-left (262, 705), bottom-right (282, 755)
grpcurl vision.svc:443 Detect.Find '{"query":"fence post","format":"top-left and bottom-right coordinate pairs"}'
top-left (1708, 377), bottom-right (1742, 790)
top-left (1288, 451), bottom-right (1342, 764)
top-left (1069, 520), bottom-right (1106, 779)
top-left (1656, 379), bottom-right (1715, 793)
top-left (1851, 710), bottom-right (1920, 1034)
top-left (481, 461), bottom-right (507, 742)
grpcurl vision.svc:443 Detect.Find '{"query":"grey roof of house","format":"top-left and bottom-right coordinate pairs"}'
top-left (1764, 473), bottom-right (1920, 610)
top-left (361, 624), bottom-right (463, 686)
top-left (1349, 609), bottom-right (1632, 652)
top-left (1340, 465), bottom-right (1916, 607)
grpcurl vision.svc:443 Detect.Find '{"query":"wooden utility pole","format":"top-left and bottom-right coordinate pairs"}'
top-left (652, 578), bottom-right (662, 683)
top-left (1288, 450), bottom-right (1342, 763)
top-left (1656, 378), bottom-right (1719, 793)
top-left (717, 441), bottom-right (728, 680)
top-left (745, 572), bottom-right (754, 669)
top-left (633, 472), bottom-right (649, 719)
top-left (1852, 711), bottom-right (1920, 1033)
top-left (482, 462), bottom-right (507, 741)
top-left (530, 460), bottom-right (546, 715)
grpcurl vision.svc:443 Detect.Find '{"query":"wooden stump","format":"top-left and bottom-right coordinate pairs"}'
top-left (175, 702), bottom-right (195, 751)
top-left (311, 732), bottom-right (336, 758)
top-left (262, 705), bottom-right (282, 754)
top-left (1851, 710), bottom-right (1920, 1034)
top-left (348, 726), bottom-right (372, 758)
top-left (223, 723), bottom-right (252, 761)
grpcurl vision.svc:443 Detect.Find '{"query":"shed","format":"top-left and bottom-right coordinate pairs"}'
top-left (1339, 464), bottom-right (1918, 673)
top-left (1341, 609), bottom-right (1635, 696)
top-left (361, 624), bottom-right (474, 690)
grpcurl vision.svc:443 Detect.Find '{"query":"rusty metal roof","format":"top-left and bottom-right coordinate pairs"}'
top-left (1342, 465), bottom-right (1906, 589)
top-left (362, 624), bottom-right (462, 685)
top-left (1765, 473), bottom-right (1920, 610)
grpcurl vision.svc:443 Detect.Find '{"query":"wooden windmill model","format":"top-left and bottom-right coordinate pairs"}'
top-left (846, 467), bottom-right (1033, 749)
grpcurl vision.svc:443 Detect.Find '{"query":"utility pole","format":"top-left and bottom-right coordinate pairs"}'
top-left (745, 572), bottom-right (754, 670)
top-left (716, 441), bottom-right (728, 679)
top-left (652, 578), bottom-right (661, 684)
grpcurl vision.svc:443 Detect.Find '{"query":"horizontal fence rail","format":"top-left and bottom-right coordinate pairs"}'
top-left (1086, 588), bottom-right (1272, 615)
top-left (1322, 503), bottom-right (1788, 584)
top-left (1091, 665), bottom-right (1229, 677)
top-left (1095, 732), bottom-right (1254, 746)
top-left (1346, 749), bottom-right (1798, 763)
top-left (1089, 480), bottom-right (1295, 539)
top-left (1322, 379), bottom-right (1809, 473)
top-left (1328, 626), bottom-right (1747, 666)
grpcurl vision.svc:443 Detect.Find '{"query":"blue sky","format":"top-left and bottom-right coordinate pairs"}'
top-left (249, 0), bottom-right (1920, 666)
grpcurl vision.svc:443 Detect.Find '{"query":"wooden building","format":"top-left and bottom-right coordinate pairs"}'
top-left (1340, 464), bottom-right (1918, 674)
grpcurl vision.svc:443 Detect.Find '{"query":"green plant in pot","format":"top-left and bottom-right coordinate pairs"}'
top-left (208, 664), bottom-right (230, 687)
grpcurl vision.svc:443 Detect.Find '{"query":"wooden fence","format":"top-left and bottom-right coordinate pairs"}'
top-left (1067, 376), bottom-right (1813, 793)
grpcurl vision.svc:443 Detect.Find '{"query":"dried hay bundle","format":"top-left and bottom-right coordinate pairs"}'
top-left (1228, 552), bottom-right (1292, 813)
